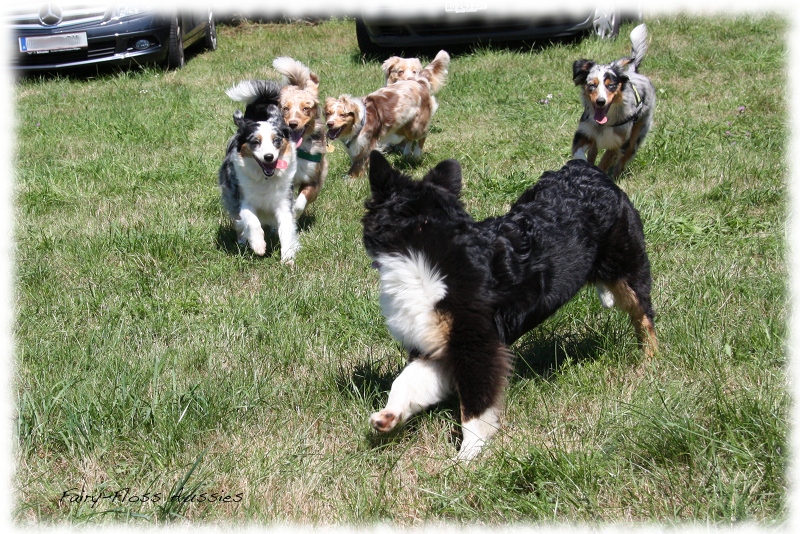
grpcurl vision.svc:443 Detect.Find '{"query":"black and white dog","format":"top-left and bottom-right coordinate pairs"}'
top-left (219, 80), bottom-right (299, 263)
top-left (362, 151), bottom-right (658, 460)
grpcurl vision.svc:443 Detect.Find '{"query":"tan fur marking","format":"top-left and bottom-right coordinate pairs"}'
top-left (607, 280), bottom-right (659, 357)
top-left (421, 310), bottom-right (453, 359)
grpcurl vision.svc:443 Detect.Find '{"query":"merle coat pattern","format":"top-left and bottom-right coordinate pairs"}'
top-left (362, 151), bottom-right (657, 460)
top-left (219, 80), bottom-right (299, 263)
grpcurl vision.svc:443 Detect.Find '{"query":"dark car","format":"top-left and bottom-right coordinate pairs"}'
top-left (356, 4), bottom-right (633, 54)
top-left (8, 3), bottom-right (218, 73)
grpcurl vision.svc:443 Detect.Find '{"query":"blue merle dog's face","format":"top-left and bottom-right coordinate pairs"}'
top-left (573, 60), bottom-right (628, 124)
top-left (233, 109), bottom-right (291, 177)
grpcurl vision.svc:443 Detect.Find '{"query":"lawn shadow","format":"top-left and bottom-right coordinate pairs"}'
top-left (214, 214), bottom-right (316, 256)
top-left (512, 328), bottom-right (604, 381)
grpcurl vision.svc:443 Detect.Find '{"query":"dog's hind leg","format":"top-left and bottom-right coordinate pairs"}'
top-left (606, 279), bottom-right (658, 358)
top-left (370, 357), bottom-right (453, 433)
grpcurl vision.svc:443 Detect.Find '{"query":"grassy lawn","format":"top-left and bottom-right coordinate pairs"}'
top-left (11, 13), bottom-right (788, 526)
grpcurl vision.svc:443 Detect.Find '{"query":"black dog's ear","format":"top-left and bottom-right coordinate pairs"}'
top-left (233, 109), bottom-right (245, 128)
top-left (423, 158), bottom-right (462, 197)
top-left (368, 151), bottom-right (401, 200)
top-left (572, 59), bottom-right (594, 85)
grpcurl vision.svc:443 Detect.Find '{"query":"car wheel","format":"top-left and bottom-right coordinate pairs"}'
top-left (593, 7), bottom-right (620, 39)
top-left (165, 16), bottom-right (185, 69)
top-left (204, 11), bottom-right (218, 51)
top-left (355, 18), bottom-right (381, 56)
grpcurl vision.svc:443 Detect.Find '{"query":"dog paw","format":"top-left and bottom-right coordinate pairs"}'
top-left (251, 240), bottom-right (267, 256)
top-left (369, 410), bottom-right (399, 433)
top-left (453, 440), bottom-right (484, 462)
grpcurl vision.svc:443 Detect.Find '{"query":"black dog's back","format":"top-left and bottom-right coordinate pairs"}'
top-left (486, 159), bottom-right (653, 344)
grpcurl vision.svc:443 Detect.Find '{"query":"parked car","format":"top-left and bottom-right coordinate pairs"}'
top-left (355, 4), bottom-right (635, 54)
top-left (8, 3), bottom-right (217, 73)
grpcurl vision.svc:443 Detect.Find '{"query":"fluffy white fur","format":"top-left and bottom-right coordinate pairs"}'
top-left (374, 252), bottom-right (448, 356)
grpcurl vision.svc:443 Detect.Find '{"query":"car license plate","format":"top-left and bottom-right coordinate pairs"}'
top-left (445, 1), bottom-right (487, 13)
top-left (19, 32), bottom-right (88, 53)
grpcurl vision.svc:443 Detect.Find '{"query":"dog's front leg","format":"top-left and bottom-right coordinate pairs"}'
top-left (275, 208), bottom-right (300, 265)
top-left (458, 405), bottom-right (502, 461)
top-left (235, 208), bottom-right (266, 255)
top-left (347, 158), bottom-right (368, 178)
top-left (571, 133), bottom-right (596, 165)
top-left (597, 149), bottom-right (619, 174)
top-left (450, 332), bottom-right (511, 461)
top-left (370, 357), bottom-right (452, 433)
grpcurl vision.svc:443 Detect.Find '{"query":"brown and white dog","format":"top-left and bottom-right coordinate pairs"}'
top-left (325, 50), bottom-right (450, 178)
top-left (382, 56), bottom-right (423, 85)
top-left (572, 24), bottom-right (655, 178)
top-left (272, 56), bottom-right (328, 219)
top-left (381, 51), bottom-right (451, 154)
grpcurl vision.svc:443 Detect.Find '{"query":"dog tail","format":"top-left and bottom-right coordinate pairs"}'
top-left (419, 50), bottom-right (450, 93)
top-left (225, 79), bottom-right (283, 121)
top-left (628, 24), bottom-right (649, 71)
top-left (226, 79), bottom-right (282, 106)
top-left (272, 56), bottom-right (320, 96)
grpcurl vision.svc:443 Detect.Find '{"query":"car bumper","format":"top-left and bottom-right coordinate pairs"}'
top-left (360, 11), bottom-right (595, 48)
top-left (11, 12), bottom-right (173, 72)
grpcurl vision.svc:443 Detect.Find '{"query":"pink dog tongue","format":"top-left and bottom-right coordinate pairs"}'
top-left (295, 137), bottom-right (303, 148)
top-left (275, 159), bottom-right (288, 170)
top-left (594, 107), bottom-right (608, 125)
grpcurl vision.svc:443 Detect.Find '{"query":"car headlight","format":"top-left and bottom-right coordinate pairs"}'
top-left (110, 5), bottom-right (158, 20)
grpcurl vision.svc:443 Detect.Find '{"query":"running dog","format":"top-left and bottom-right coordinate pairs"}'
top-left (273, 56), bottom-right (328, 219)
top-left (362, 151), bottom-right (657, 460)
top-left (219, 80), bottom-right (299, 263)
top-left (325, 51), bottom-right (449, 177)
top-left (572, 24), bottom-right (655, 178)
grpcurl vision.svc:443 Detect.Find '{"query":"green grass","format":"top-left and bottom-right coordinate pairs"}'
top-left (11, 13), bottom-right (788, 526)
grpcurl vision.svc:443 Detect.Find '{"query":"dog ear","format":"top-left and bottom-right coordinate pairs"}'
top-left (306, 72), bottom-right (320, 95)
top-left (572, 59), bottom-right (594, 85)
top-left (423, 159), bottom-right (462, 197)
top-left (382, 57), bottom-right (400, 78)
top-left (233, 110), bottom-right (245, 128)
top-left (368, 151), bottom-right (401, 200)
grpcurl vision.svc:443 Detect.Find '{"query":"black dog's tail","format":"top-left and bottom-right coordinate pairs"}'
top-left (225, 79), bottom-right (283, 121)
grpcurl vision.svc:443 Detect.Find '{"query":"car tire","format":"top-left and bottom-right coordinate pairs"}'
top-left (593, 7), bottom-right (620, 39)
top-left (355, 18), bottom-right (381, 56)
top-left (165, 16), bottom-right (185, 69)
top-left (203, 11), bottom-right (218, 51)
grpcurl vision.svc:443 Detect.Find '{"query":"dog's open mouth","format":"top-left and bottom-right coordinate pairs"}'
top-left (594, 105), bottom-right (609, 125)
top-left (290, 129), bottom-right (304, 148)
top-left (254, 156), bottom-right (287, 177)
top-left (327, 126), bottom-right (343, 140)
